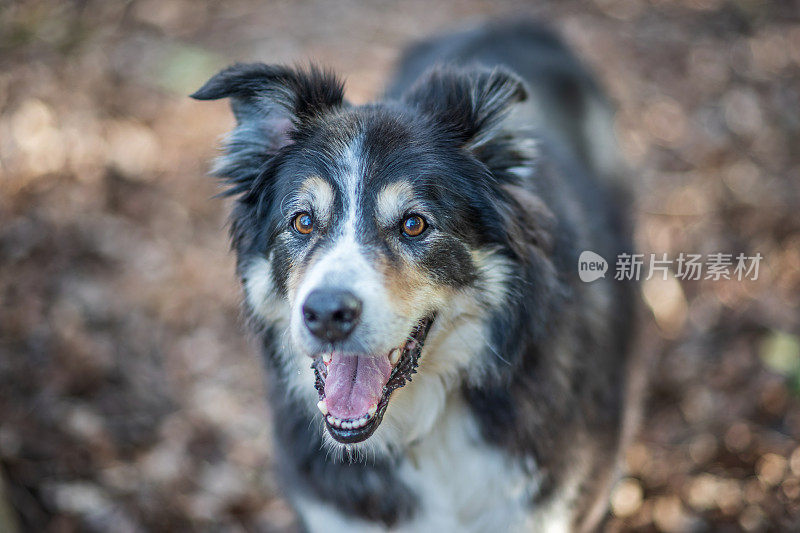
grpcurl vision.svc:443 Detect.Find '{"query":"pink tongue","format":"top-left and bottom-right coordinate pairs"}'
top-left (324, 353), bottom-right (391, 420)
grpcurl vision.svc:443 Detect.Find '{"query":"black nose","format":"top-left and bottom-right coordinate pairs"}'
top-left (302, 288), bottom-right (362, 342)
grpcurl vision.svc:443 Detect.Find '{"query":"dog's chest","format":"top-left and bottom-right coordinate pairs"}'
top-left (296, 397), bottom-right (574, 533)
top-left (394, 399), bottom-right (540, 532)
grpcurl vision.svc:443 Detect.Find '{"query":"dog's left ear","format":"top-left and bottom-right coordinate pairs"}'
top-left (191, 64), bottom-right (344, 200)
top-left (191, 63), bottom-right (344, 152)
top-left (402, 66), bottom-right (527, 148)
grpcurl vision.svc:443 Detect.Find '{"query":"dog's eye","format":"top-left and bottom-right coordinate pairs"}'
top-left (401, 214), bottom-right (427, 238)
top-left (293, 212), bottom-right (314, 235)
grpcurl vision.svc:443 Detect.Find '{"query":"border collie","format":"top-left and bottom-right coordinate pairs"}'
top-left (192, 20), bottom-right (637, 532)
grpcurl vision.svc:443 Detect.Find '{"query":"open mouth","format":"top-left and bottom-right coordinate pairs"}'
top-left (311, 316), bottom-right (434, 444)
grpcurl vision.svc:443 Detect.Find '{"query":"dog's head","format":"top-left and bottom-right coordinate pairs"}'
top-left (192, 64), bottom-right (546, 449)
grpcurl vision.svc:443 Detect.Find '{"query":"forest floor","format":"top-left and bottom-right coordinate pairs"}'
top-left (1, 1), bottom-right (799, 531)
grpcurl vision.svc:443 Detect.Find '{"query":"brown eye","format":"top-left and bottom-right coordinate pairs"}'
top-left (293, 212), bottom-right (314, 235)
top-left (401, 214), bottom-right (427, 237)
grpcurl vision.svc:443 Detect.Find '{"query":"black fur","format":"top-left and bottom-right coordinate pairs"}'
top-left (401, 66), bottom-right (527, 147)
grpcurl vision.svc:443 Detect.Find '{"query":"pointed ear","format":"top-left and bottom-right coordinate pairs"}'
top-left (191, 63), bottom-right (344, 152)
top-left (191, 64), bottom-right (344, 200)
top-left (402, 66), bottom-right (527, 148)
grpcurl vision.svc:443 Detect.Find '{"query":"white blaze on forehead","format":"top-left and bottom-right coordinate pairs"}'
top-left (294, 141), bottom-right (367, 301)
top-left (375, 180), bottom-right (416, 228)
top-left (288, 138), bottom-right (365, 308)
top-left (339, 138), bottom-right (363, 219)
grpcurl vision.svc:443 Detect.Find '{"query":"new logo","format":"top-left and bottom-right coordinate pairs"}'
top-left (578, 251), bottom-right (608, 282)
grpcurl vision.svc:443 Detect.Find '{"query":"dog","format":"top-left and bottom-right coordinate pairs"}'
top-left (192, 20), bottom-right (637, 532)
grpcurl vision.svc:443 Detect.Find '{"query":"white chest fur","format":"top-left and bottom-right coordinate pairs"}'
top-left (296, 396), bottom-right (570, 533)
top-left (395, 397), bottom-right (539, 533)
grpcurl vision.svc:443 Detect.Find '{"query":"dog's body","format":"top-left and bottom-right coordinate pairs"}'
top-left (193, 20), bottom-right (636, 532)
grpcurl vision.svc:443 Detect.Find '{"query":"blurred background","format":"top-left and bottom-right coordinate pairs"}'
top-left (1, 0), bottom-right (799, 531)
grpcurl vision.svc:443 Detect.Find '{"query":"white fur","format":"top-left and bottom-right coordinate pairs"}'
top-left (243, 256), bottom-right (318, 404)
top-left (295, 396), bottom-right (576, 533)
top-left (296, 498), bottom-right (384, 533)
top-left (243, 255), bottom-right (288, 326)
top-left (396, 396), bottom-right (540, 532)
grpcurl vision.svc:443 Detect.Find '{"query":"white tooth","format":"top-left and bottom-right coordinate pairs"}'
top-left (322, 353), bottom-right (332, 364)
top-left (367, 404), bottom-right (377, 418)
top-left (317, 400), bottom-right (328, 415)
top-left (389, 349), bottom-right (401, 366)
top-left (327, 415), bottom-right (335, 425)
top-left (343, 421), bottom-right (352, 429)
top-left (353, 418), bottom-right (363, 428)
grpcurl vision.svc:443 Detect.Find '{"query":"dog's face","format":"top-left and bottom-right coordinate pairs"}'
top-left (192, 64), bottom-right (534, 448)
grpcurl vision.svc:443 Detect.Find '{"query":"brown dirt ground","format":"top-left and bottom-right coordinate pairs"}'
top-left (1, 0), bottom-right (799, 531)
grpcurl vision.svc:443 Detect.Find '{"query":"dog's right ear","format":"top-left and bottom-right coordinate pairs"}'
top-left (402, 66), bottom-right (526, 150)
top-left (191, 63), bottom-right (344, 153)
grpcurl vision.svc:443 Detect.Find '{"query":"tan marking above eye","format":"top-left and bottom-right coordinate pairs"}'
top-left (293, 212), bottom-right (314, 234)
top-left (376, 181), bottom-right (415, 227)
top-left (299, 176), bottom-right (334, 224)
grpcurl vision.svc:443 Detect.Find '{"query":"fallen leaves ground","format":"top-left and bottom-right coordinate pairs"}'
top-left (1, 1), bottom-right (799, 531)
